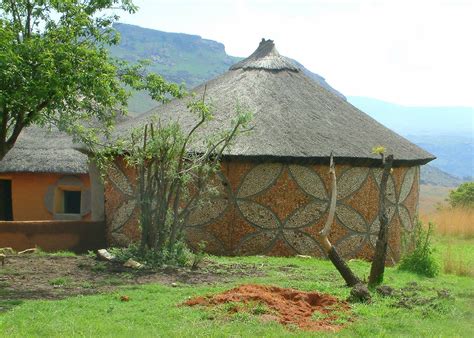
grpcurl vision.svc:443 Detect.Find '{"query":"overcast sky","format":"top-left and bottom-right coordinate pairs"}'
top-left (117, 0), bottom-right (474, 107)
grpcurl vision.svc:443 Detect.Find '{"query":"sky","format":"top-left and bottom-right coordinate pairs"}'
top-left (117, 0), bottom-right (474, 107)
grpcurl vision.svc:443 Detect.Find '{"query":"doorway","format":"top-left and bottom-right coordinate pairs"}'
top-left (0, 179), bottom-right (13, 221)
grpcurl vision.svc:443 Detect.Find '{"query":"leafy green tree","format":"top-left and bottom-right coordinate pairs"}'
top-left (448, 182), bottom-right (474, 208)
top-left (0, 0), bottom-right (139, 160)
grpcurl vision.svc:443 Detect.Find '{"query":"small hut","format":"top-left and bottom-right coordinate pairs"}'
top-left (0, 126), bottom-right (106, 251)
top-left (105, 39), bottom-right (435, 261)
top-left (0, 127), bottom-right (96, 221)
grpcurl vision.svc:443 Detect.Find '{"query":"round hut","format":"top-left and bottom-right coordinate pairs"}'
top-left (106, 39), bottom-right (435, 261)
top-left (0, 126), bottom-right (93, 221)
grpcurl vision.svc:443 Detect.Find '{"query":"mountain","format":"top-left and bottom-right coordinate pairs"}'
top-left (347, 97), bottom-right (474, 135)
top-left (420, 165), bottom-right (463, 187)
top-left (111, 23), bottom-right (344, 113)
top-left (348, 97), bottom-right (473, 180)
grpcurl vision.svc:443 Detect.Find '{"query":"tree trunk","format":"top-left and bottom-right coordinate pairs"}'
top-left (322, 239), bottom-right (361, 287)
top-left (319, 153), bottom-right (361, 287)
top-left (368, 154), bottom-right (394, 287)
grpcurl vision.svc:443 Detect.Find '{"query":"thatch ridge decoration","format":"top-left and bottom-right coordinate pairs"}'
top-left (229, 38), bottom-right (300, 72)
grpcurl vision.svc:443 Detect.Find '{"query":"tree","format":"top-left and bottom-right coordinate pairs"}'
top-left (447, 182), bottom-right (474, 208)
top-left (98, 88), bottom-right (252, 264)
top-left (0, 0), bottom-right (138, 160)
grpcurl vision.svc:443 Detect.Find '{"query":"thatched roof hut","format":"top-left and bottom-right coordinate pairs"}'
top-left (0, 126), bottom-right (88, 174)
top-left (106, 39), bottom-right (434, 261)
top-left (0, 127), bottom-right (93, 222)
top-left (117, 39), bottom-right (434, 166)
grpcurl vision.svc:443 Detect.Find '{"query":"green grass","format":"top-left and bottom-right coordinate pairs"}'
top-left (1, 239), bottom-right (473, 337)
top-left (48, 277), bottom-right (73, 287)
top-left (35, 248), bottom-right (77, 257)
top-left (433, 234), bottom-right (474, 262)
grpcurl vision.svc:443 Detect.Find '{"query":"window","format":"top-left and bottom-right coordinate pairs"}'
top-left (63, 190), bottom-right (81, 214)
top-left (0, 179), bottom-right (13, 221)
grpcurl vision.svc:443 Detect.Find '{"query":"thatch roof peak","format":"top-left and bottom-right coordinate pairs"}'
top-left (230, 39), bottom-right (299, 72)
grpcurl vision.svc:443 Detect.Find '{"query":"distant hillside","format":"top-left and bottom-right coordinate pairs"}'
top-left (348, 97), bottom-right (473, 180)
top-left (407, 134), bottom-right (473, 180)
top-left (111, 23), bottom-right (344, 113)
top-left (111, 23), bottom-right (240, 88)
top-left (347, 96), bottom-right (474, 135)
top-left (420, 165), bottom-right (463, 187)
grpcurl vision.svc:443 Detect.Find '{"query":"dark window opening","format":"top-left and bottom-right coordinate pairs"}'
top-left (63, 190), bottom-right (81, 214)
top-left (0, 180), bottom-right (13, 221)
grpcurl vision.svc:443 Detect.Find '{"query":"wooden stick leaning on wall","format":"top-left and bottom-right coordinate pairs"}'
top-left (318, 152), bottom-right (361, 287)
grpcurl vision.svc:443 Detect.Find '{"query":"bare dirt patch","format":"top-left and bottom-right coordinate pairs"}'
top-left (184, 284), bottom-right (351, 332)
top-left (0, 255), bottom-right (264, 310)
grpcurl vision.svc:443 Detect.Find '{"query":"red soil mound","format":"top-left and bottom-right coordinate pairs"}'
top-left (183, 284), bottom-right (351, 332)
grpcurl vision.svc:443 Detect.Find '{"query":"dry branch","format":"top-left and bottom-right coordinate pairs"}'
top-left (318, 153), bottom-right (361, 287)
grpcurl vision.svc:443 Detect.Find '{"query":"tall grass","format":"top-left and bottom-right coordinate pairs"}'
top-left (420, 207), bottom-right (474, 238)
top-left (443, 245), bottom-right (474, 277)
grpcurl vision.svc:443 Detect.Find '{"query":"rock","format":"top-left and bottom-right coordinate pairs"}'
top-left (97, 249), bottom-right (115, 262)
top-left (18, 248), bottom-right (37, 255)
top-left (348, 283), bottom-right (372, 303)
top-left (296, 255), bottom-right (312, 259)
top-left (376, 285), bottom-right (394, 297)
top-left (437, 289), bottom-right (451, 299)
top-left (0, 247), bottom-right (14, 255)
top-left (123, 258), bottom-right (143, 269)
top-left (171, 282), bottom-right (178, 288)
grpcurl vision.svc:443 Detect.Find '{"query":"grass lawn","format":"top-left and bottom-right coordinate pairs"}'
top-left (1, 238), bottom-right (473, 337)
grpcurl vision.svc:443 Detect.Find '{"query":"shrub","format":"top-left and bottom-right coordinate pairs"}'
top-left (108, 241), bottom-right (190, 268)
top-left (399, 221), bottom-right (439, 277)
top-left (447, 182), bottom-right (474, 208)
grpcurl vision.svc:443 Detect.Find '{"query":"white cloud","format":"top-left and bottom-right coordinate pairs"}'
top-left (118, 0), bottom-right (474, 106)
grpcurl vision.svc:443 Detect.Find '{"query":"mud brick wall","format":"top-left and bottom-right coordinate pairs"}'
top-left (105, 158), bottom-right (419, 262)
top-left (0, 220), bottom-right (105, 253)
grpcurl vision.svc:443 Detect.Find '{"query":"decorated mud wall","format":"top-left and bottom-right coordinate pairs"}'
top-left (105, 159), bottom-right (419, 262)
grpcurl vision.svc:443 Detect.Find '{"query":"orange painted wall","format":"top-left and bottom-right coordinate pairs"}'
top-left (0, 173), bottom-right (90, 221)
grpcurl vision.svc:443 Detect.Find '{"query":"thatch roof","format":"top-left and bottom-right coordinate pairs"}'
top-left (0, 126), bottom-right (89, 174)
top-left (116, 39), bottom-right (435, 166)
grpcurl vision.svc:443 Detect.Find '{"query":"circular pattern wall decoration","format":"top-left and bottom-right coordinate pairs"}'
top-left (373, 166), bottom-right (417, 231)
top-left (103, 157), bottom-right (420, 262)
top-left (237, 163), bottom-right (283, 198)
top-left (235, 164), bottom-right (328, 256)
top-left (186, 172), bottom-right (232, 228)
top-left (106, 162), bottom-right (137, 242)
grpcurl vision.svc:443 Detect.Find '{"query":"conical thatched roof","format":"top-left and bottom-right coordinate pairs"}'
top-left (0, 126), bottom-right (89, 174)
top-left (117, 39), bottom-right (435, 166)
